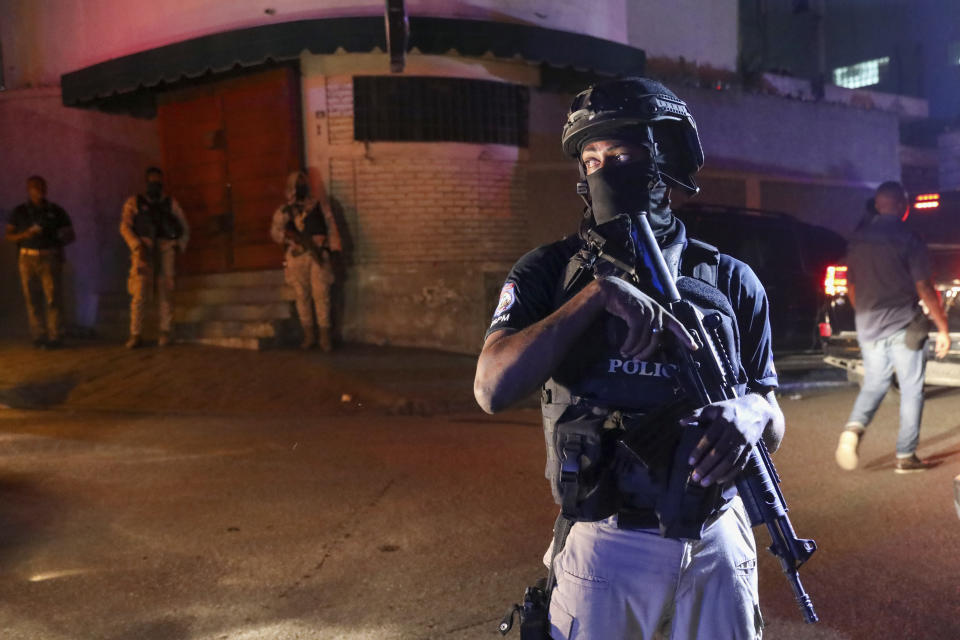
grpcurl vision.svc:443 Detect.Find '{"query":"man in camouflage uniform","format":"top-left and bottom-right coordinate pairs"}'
top-left (5, 175), bottom-right (75, 348)
top-left (119, 167), bottom-right (190, 349)
top-left (270, 170), bottom-right (341, 351)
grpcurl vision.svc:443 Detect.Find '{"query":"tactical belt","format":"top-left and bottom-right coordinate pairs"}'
top-left (616, 507), bottom-right (660, 530)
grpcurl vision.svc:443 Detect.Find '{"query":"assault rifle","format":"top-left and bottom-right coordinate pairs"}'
top-left (616, 213), bottom-right (819, 624)
top-left (285, 213), bottom-right (330, 267)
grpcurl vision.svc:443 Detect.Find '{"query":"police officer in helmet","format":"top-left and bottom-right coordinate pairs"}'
top-left (475, 78), bottom-right (785, 639)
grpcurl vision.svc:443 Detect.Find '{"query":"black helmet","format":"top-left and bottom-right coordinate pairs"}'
top-left (561, 77), bottom-right (704, 194)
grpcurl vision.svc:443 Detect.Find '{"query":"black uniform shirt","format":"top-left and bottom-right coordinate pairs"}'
top-left (485, 221), bottom-right (779, 395)
top-left (7, 201), bottom-right (72, 250)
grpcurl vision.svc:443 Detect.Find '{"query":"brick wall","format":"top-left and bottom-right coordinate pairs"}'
top-left (323, 74), bottom-right (529, 353)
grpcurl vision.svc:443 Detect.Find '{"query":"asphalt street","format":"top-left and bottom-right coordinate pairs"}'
top-left (0, 341), bottom-right (957, 639)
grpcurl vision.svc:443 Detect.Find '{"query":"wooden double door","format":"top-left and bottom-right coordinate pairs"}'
top-left (157, 67), bottom-right (303, 274)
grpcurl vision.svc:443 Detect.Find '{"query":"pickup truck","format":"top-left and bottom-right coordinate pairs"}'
top-left (819, 191), bottom-right (960, 386)
top-left (675, 203), bottom-right (846, 353)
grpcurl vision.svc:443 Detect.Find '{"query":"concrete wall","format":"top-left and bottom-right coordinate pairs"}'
top-left (939, 130), bottom-right (960, 192)
top-left (628, 0), bottom-right (739, 71)
top-left (0, 88), bottom-right (160, 333)
top-left (684, 85), bottom-right (902, 185)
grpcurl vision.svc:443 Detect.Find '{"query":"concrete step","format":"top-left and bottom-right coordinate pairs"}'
top-left (178, 269), bottom-right (286, 291)
top-left (175, 301), bottom-right (294, 323)
top-left (189, 336), bottom-right (273, 350)
top-left (176, 285), bottom-right (295, 307)
top-left (178, 319), bottom-right (294, 340)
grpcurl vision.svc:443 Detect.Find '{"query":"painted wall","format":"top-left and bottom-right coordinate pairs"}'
top-left (0, 88), bottom-right (160, 333)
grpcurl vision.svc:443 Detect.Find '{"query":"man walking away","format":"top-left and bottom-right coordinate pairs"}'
top-left (835, 181), bottom-right (950, 473)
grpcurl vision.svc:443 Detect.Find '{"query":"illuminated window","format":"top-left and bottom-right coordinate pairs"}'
top-left (832, 57), bottom-right (890, 89)
top-left (949, 42), bottom-right (960, 66)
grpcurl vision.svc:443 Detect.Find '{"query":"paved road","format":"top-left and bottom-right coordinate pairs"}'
top-left (0, 342), bottom-right (957, 639)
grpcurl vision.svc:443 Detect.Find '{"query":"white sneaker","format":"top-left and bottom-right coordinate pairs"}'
top-left (835, 430), bottom-right (862, 471)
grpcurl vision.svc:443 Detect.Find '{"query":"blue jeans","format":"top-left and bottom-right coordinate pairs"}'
top-left (846, 329), bottom-right (927, 456)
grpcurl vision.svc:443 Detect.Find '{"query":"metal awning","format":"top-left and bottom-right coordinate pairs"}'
top-left (61, 16), bottom-right (645, 115)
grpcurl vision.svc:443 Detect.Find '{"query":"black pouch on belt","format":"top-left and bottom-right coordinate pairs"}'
top-left (904, 311), bottom-right (932, 351)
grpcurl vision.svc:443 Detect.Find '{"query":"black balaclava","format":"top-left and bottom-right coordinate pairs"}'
top-left (581, 130), bottom-right (677, 241)
top-left (146, 181), bottom-right (163, 200)
top-left (295, 182), bottom-right (309, 201)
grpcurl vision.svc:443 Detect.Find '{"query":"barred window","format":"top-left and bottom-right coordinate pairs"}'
top-left (353, 76), bottom-right (529, 147)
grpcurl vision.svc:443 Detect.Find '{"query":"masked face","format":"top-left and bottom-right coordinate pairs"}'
top-left (146, 177), bottom-right (163, 200)
top-left (295, 180), bottom-right (309, 201)
top-left (580, 138), bottom-right (674, 236)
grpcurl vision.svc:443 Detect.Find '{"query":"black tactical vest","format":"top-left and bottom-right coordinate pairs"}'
top-left (134, 195), bottom-right (183, 240)
top-left (540, 235), bottom-right (748, 536)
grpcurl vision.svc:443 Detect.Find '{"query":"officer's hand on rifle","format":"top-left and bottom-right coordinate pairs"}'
top-left (598, 276), bottom-right (697, 360)
top-left (139, 237), bottom-right (154, 250)
top-left (283, 229), bottom-right (304, 247)
top-left (681, 395), bottom-right (774, 487)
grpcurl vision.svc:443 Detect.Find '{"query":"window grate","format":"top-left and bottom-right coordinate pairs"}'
top-left (353, 76), bottom-right (529, 147)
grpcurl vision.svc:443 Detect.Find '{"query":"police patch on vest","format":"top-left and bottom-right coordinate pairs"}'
top-left (607, 358), bottom-right (675, 378)
top-left (494, 282), bottom-right (516, 316)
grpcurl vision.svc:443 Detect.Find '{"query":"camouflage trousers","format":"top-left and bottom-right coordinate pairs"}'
top-left (18, 250), bottom-right (64, 341)
top-left (285, 252), bottom-right (334, 330)
top-left (128, 242), bottom-right (177, 336)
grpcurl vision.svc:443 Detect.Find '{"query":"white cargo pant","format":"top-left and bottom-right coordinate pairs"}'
top-left (548, 497), bottom-right (763, 640)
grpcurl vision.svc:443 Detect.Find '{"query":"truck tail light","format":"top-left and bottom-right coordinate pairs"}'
top-left (824, 265), bottom-right (848, 296)
top-left (914, 193), bottom-right (940, 209)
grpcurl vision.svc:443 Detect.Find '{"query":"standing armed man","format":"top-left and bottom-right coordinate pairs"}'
top-left (475, 78), bottom-right (784, 639)
top-left (120, 167), bottom-right (190, 349)
top-left (835, 181), bottom-right (950, 473)
top-left (6, 175), bottom-right (75, 348)
top-left (270, 171), bottom-right (341, 351)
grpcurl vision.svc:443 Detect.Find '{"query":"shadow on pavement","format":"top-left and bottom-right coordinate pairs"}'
top-left (861, 420), bottom-right (960, 470)
top-left (923, 446), bottom-right (960, 465)
top-left (0, 375), bottom-right (78, 409)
